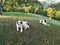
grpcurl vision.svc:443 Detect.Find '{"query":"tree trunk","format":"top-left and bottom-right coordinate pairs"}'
top-left (0, 0), bottom-right (3, 15)
top-left (0, 6), bottom-right (2, 15)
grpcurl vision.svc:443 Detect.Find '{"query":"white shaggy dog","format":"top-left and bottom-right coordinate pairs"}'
top-left (16, 20), bottom-right (29, 32)
top-left (40, 19), bottom-right (50, 26)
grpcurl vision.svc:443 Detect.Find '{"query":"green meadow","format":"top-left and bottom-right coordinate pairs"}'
top-left (0, 12), bottom-right (60, 45)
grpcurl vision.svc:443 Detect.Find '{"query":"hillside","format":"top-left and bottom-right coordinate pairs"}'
top-left (0, 12), bottom-right (60, 45)
top-left (49, 2), bottom-right (60, 10)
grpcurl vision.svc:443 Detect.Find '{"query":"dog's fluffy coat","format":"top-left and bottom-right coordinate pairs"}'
top-left (16, 20), bottom-right (29, 32)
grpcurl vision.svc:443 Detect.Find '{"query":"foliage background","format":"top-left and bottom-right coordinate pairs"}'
top-left (0, 0), bottom-right (60, 20)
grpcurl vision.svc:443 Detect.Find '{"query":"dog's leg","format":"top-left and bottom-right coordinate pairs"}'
top-left (17, 26), bottom-right (19, 31)
top-left (24, 27), bottom-right (26, 30)
top-left (20, 25), bottom-right (23, 32)
top-left (24, 27), bottom-right (27, 30)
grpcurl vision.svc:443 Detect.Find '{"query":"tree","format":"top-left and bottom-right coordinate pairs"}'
top-left (56, 11), bottom-right (60, 17)
top-left (0, 0), bottom-right (2, 15)
top-left (52, 8), bottom-right (56, 19)
top-left (47, 8), bottom-right (56, 20)
top-left (49, 2), bottom-right (60, 10)
top-left (22, 5), bottom-right (29, 13)
top-left (47, 8), bottom-right (53, 20)
top-left (34, 5), bottom-right (39, 13)
top-left (0, 0), bottom-right (7, 15)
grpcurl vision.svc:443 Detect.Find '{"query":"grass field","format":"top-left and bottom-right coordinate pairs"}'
top-left (0, 12), bottom-right (60, 45)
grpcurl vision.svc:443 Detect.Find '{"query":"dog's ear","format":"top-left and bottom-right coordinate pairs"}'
top-left (20, 21), bottom-right (23, 24)
top-left (45, 20), bottom-right (47, 22)
top-left (45, 19), bottom-right (48, 22)
top-left (16, 20), bottom-right (19, 24)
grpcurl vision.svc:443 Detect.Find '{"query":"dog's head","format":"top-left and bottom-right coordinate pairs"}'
top-left (44, 19), bottom-right (47, 22)
top-left (16, 20), bottom-right (23, 25)
top-left (40, 19), bottom-right (47, 23)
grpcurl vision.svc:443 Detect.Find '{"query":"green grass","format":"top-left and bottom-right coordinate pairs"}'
top-left (0, 12), bottom-right (60, 45)
top-left (3, 12), bottom-right (48, 19)
top-left (3, 12), bottom-right (60, 26)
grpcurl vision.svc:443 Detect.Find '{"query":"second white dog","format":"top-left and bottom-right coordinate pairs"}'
top-left (40, 19), bottom-right (50, 26)
top-left (16, 20), bottom-right (29, 32)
